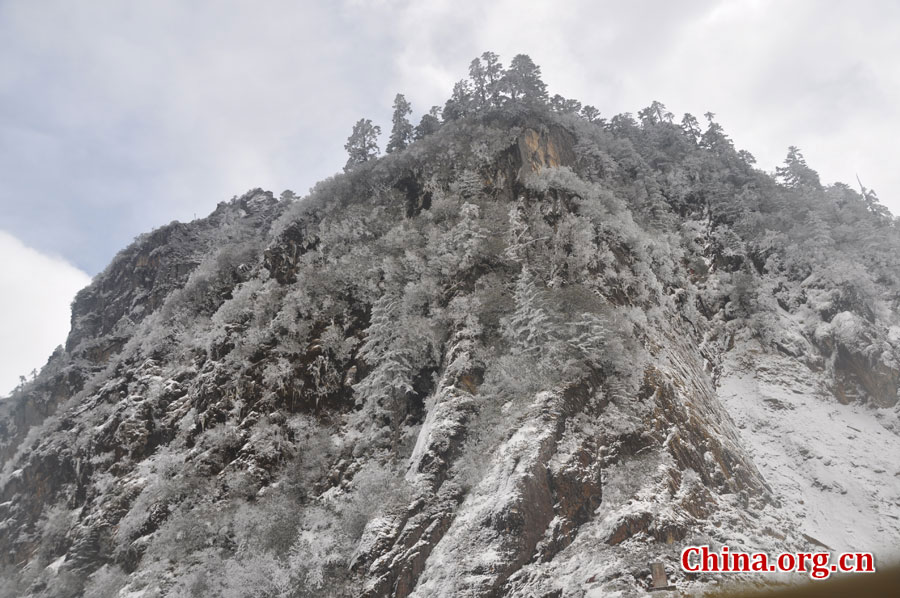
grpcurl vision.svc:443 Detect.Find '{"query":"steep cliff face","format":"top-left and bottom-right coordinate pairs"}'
top-left (0, 194), bottom-right (284, 463)
top-left (1, 109), bottom-right (898, 598)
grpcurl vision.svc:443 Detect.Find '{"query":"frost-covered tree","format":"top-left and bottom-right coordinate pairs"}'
top-left (638, 101), bottom-right (672, 126)
top-left (551, 94), bottom-right (582, 114)
top-left (502, 270), bottom-right (553, 358)
top-left (344, 118), bottom-right (381, 171)
top-left (352, 294), bottom-right (416, 451)
top-left (437, 202), bottom-right (487, 276)
top-left (354, 294), bottom-right (413, 407)
top-left (445, 294), bottom-right (485, 382)
top-left (727, 267), bottom-right (761, 320)
top-left (502, 54), bottom-right (548, 106)
top-left (738, 149), bottom-right (757, 165)
top-left (857, 180), bottom-right (891, 221)
top-left (681, 113), bottom-right (702, 142)
top-left (443, 79), bottom-right (474, 120)
top-left (468, 57), bottom-right (488, 109)
top-left (353, 292), bottom-right (437, 445)
top-left (480, 51), bottom-right (505, 107)
top-left (504, 200), bottom-right (534, 264)
top-left (700, 112), bottom-right (733, 152)
top-left (581, 105), bottom-right (600, 122)
top-left (567, 312), bottom-right (615, 372)
top-left (607, 112), bottom-right (639, 137)
top-left (386, 93), bottom-right (414, 154)
top-left (415, 106), bottom-right (442, 139)
top-left (776, 146), bottom-right (821, 190)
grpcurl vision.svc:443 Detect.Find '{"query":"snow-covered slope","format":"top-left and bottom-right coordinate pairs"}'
top-left (719, 340), bottom-right (900, 558)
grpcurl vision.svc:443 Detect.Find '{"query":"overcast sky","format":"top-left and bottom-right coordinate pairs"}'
top-left (1, 0), bottom-right (898, 395)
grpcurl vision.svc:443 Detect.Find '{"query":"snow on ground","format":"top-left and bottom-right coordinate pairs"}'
top-left (718, 341), bottom-right (900, 563)
top-left (45, 554), bottom-right (66, 575)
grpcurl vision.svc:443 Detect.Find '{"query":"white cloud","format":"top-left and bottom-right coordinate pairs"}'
top-left (0, 231), bottom-right (91, 397)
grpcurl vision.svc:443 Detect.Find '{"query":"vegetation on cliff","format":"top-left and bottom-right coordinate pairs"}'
top-left (1, 53), bottom-right (898, 597)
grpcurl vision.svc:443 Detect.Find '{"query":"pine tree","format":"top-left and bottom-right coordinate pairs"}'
top-left (804, 210), bottom-right (835, 262)
top-left (502, 54), bottom-right (548, 106)
top-left (503, 270), bottom-right (552, 358)
top-left (776, 146), bottom-right (821, 190)
top-left (681, 113), bottom-right (702, 142)
top-left (386, 94), bottom-right (414, 154)
top-left (468, 57), bottom-right (488, 109)
top-left (551, 95), bottom-right (582, 114)
top-left (608, 112), bottom-right (639, 136)
top-left (442, 80), bottom-right (473, 121)
top-left (440, 202), bottom-right (487, 273)
top-left (445, 294), bottom-right (484, 381)
top-left (700, 112), bottom-right (734, 153)
top-left (638, 101), bottom-right (673, 126)
top-left (481, 51), bottom-right (505, 107)
top-left (344, 118), bottom-right (381, 171)
top-left (414, 106), bottom-right (442, 139)
top-left (567, 312), bottom-right (613, 370)
top-left (656, 101), bottom-right (674, 123)
top-left (856, 176), bottom-right (891, 221)
top-left (738, 149), bottom-right (757, 165)
top-left (354, 294), bottom-right (414, 407)
top-left (581, 105), bottom-right (600, 123)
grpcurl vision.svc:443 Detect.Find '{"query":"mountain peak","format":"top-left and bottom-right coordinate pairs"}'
top-left (2, 57), bottom-right (899, 597)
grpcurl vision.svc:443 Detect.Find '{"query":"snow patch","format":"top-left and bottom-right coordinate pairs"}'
top-left (718, 340), bottom-right (900, 560)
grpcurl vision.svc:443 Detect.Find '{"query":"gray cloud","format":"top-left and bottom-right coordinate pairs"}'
top-left (1, 0), bottom-right (400, 273)
top-left (4, 0), bottom-right (897, 275)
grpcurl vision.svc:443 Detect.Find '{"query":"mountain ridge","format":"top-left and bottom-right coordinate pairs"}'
top-left (1, 96), bottom-right (899, 597)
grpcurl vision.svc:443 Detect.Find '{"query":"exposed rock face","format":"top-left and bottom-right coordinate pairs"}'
top-left (263, 219), bottom-right (319, 285)
top-left (408, 388), bottom-right (600, 597)
top-left (515, 124), bottom-right (577, 178)
top-left (0, 362), bottom-right (82, 464)
top-left (68, 223), bottom-right (198, 355)
top-left (833, 344), bottom-right (899, 407)
top-left (1, 109), bottom-right (899, 598)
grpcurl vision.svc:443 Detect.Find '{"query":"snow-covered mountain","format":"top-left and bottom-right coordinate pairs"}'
top-left (2, 58), bottom-right (899, 597)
